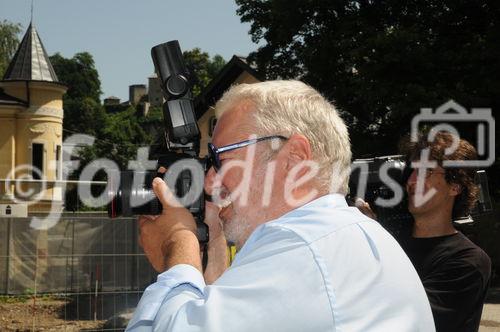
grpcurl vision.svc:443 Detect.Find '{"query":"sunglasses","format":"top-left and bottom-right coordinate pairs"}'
top-left (208, 135), bottom-right (287, 172)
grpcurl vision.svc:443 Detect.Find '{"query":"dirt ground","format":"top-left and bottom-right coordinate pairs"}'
top-left (0, 298), bottom-right (105, 331)
top-left (1, 293), bottom-right (499, 331)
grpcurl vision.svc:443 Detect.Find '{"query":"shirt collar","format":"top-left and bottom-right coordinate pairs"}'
top-left (235, 193), bottom-right (348, 257)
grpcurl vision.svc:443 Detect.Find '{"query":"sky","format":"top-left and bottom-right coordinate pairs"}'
top-left (1, 0), bottom-right (260, 101)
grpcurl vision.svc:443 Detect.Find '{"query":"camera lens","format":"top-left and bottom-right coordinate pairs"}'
top-left (107, 171), bottom-right (162, 218)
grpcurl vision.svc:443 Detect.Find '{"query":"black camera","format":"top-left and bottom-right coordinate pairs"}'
top-left (107, 40), bottom-right (209, 243)
top-left (348, 155), bottom-right (493, 240)
top-left (348, 155), bottom-right (414, 240)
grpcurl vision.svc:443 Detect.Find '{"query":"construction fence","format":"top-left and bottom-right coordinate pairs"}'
top-left (0, 213), bottom-right (156, 323)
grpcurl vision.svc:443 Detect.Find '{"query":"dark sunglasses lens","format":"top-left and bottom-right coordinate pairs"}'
top-left (208, 144), bottom-right (219, 171)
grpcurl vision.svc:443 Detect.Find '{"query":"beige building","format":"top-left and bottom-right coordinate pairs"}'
top-left (0, 23), bottom-right (67, 214)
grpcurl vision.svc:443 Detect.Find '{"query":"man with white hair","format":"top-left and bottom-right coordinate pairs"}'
top-left (127, 80), bottom-right (435, 331)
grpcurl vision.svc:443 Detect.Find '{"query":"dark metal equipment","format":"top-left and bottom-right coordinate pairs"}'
top-left (107, 40), bottom-right (208, 244)
top-left (347, 155), bottom-right (492, 240)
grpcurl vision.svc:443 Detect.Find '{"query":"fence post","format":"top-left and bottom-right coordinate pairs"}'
top-left (5, 218), bottom-right (12, 293)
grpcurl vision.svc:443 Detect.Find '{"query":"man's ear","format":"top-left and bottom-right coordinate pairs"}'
top-left (284, 134), bottom-right (312, 171)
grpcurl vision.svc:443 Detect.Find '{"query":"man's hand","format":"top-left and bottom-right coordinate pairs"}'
top-left (138, 177), bottom-right (201, 273)
top-left (203, 201), bottom-right (229, 284)
top-left (355, 198), bottom-right (378, 220)
top-left (204, 201), bottom-right (223, 239)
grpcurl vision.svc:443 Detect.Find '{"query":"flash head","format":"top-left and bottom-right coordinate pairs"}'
top-left (151, 40), bottom-right (190, 98)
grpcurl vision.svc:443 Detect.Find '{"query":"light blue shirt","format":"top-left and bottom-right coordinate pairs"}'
top-left (127, 194), bottom-right (435, 331)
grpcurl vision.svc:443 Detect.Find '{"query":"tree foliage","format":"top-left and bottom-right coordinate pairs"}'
top-left (50, 52), bottom-right (105, 136)
top-left (183, 48), bottom-right (226, 97)
top-left (50, 47), bottom-right (225, 171)
top-left (49, 52), bottom-right (150, 170)
top-left (0, 20), bottom-right (22, 78)
top-left (236, 0), bottom-right (500, 156)
top-left (79, 106), bottom-right (151, 169)
top-left (50, 52), bottom-right (102, 102)
top-left (62, 97), bottom-right (106, 137)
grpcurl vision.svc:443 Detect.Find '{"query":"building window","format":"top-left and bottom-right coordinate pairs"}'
top-left (32, 143), bottom-right (44, 179)
top-left (56, 145), bottom-right (61, 180)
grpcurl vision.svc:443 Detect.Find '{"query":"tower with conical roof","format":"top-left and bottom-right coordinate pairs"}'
top-left (0, 22), bottom-right (67, 213)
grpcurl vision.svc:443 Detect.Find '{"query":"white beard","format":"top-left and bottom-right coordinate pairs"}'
top-left (222, 209), bottom-right (252, 248)
top-left (217, 157), bottom-right (270, 248)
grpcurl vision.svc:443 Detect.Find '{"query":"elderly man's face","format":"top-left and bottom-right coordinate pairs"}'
top-left (205, 101), bottom-right (278, 248)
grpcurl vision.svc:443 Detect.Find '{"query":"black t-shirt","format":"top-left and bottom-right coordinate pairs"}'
top-left (401, 232), bottom-right (491, 332)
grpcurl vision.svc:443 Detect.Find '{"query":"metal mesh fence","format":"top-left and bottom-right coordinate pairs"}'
top-left (0, 213), bottom-right (157, 330)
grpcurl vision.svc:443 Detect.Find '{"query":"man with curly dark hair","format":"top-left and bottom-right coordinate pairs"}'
top-left (400, 130), bottom-right (491, 332)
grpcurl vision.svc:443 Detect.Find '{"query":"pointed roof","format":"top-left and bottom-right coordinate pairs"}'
top-left (2, 23), bottom-right (59, 82)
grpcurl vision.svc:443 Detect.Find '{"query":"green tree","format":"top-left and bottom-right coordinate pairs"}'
top-left (0, 20), bottom-right (22, 78)
top-left (138, 105), bottom-right (164, 144)
top-left (183, 48), bottom-right (226, 97)
top-left (49, 52), bottom-right (104, 138)
top-left (63, 97), bottom-right (107, 137)
top-left (236, 0), bottom-right (500, 157)
top-left (50, 52), bottom-right (102, 102)
top-left (78, 106), bottom-right (151, 169)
